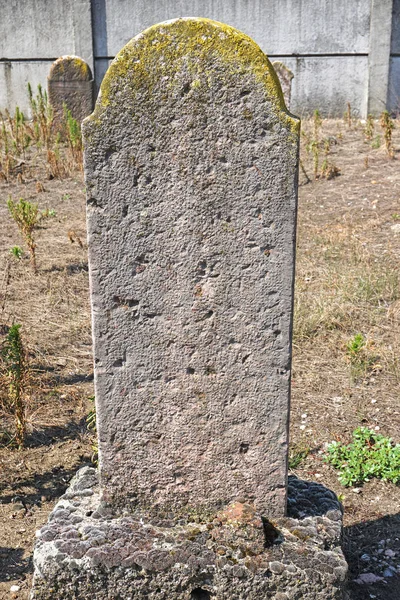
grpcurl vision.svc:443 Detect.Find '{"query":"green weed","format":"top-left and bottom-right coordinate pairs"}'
top-left (346, 333), bottom-right (365, 358)
top-left (1, 325), bottom-right (27, 448)
top-left (320, 139), bottom-right (340, 179)
top-left (364, 114), bottom-right (374, 140)
top-left (380, 110), bottom-right (395, 158)
top-left (289, 443), bottom-right (311, 469)
top-left (10, 246), bottom-right (23, 260)
top-left (371, 135), bottom-right (381, 149)
top-left (63, 105), bottom-right (83, 171)
top-left (345, 333), bottom-right (376, 380)
top-left (7, 196), bottom-right (54, 273)
top-left (27, 82), bottom-right (54, 149)
top-left (325, 427), bottom-right (400, 486)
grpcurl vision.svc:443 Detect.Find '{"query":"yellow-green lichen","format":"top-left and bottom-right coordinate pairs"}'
top-left (86, 18), bottom-right (299, 138)
top-left (72, 57), bottom-right (92, 79)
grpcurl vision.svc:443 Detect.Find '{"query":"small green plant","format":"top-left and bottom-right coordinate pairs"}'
top-left (346, 332), bottom-right (365, 358)
top-left (10, 246), bottom-right (23, 260)
top-left (289, 443), bottom-right (311, 469)
top-left (86, 398), bottom-right (96, 432)
top-left (371, 134), bottom-right (381, 149)
top-left (27, 82), bottom-right (54, 149)
top-left (364, 114), bottom-right (374, 140)
top-left (302, 110), bottom-right (324, 179)
top-left (63, 105), bottom-right (83, 170)
top-left (7, 197), bottom-right (54, 273)
top-left (1, 324), bottom-right (27, 448)
top-left (320, 139), bottom-right (340, 180)
top-left (325, 427), bottom-right (400, 486)
top-left (346, 333), bottom-right (379, 381)
top-left (380, 110), bottom-right (395, 158)
top-left (392, 213), bottom-right (400, 221)
top-left (47, 131), bottom-right (66, 179)
top-left (4, 106), bottom-right (31, 157)
top-left (345, 333), bottom-right (376, 381)
top-left (64, 106), bottom-right (81, 148)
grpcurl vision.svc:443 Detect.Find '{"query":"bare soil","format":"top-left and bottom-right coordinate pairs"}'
top-left (0, 118), bottom-right (399, 599)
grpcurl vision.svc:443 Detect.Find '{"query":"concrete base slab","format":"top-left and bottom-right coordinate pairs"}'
top-left (31, 468), bottom-right (348, 599)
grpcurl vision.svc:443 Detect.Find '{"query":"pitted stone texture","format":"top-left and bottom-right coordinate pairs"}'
top-left (31, 469), bottom-right (348, 599)
top-left (83, 18), bottom-right (299, 518)
top-left (272, 62), bottom-right (294, 110)
top-left (48, 55), bottom-right (93, 125)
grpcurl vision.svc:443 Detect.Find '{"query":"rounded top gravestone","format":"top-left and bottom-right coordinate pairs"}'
top-left (83, 18), bottom-right (300, 519)
top-left (49, 55), bottom-right (92, 82)
top-left (48, 55), bottom-right (94, 125)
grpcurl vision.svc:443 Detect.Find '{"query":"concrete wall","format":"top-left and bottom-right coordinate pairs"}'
top-left (0, 0), bottom-right (93, 115)
top-left (1, 0), bottom-right (399, 117)
top-left (389, 0), bottom-right (400, 112)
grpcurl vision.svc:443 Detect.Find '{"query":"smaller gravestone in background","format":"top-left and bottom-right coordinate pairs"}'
top-left (273, 61), bottom-right (294, 109)
top-left (48, 55), bottom-right (93, 126)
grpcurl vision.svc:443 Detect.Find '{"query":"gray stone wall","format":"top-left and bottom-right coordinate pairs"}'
top-left (389, 0), bottom-right (400, 112)
top-left (1, 1), bottom-right (398, 120)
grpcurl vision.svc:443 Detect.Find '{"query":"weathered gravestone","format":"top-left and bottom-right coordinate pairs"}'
top-left (31, 18), bottom-right (348, 600)
top-left (85, 16), bottom-right (299, 518)
top-left (48, 55), bottom-right (93, 126)
top-left (272, 62), bottom-right (294, 110)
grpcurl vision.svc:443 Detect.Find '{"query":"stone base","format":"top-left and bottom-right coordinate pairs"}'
top-left (31, 468), bottom-right (348, 599)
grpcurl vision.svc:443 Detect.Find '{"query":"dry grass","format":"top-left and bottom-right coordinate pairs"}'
top-left (291, 119), bottom-right (400, 599)
top-left (293, 118), bottom-right (400, 443)
top-left (0, 84), bottom-right (83, 184)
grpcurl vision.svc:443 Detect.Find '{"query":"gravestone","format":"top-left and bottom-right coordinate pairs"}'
top-left (272, 61), bottom-right (294, 109)
top-left (48, 55), bottom-right (93, 126)
top-left (84, 17), bottom-right (299, 520)
top-left (31, 18), bottom-right (348, 600)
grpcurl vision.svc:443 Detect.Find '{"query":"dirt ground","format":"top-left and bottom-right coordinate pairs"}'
top-left (0, 118), bottom-right (399, 599)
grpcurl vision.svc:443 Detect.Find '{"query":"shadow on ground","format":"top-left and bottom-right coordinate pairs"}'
top-left (344, 513), bottom-right (400, 600)
top-left (0, 547), bottom-right (31, 583)
top-left (24, 418), bottom-right (88, 448)
top-left (31, 362), bottom-right (94, 386)
top-left (42, 261), bottom-right (88, 275)
top-left (0, 460), bottom-right (90, 507)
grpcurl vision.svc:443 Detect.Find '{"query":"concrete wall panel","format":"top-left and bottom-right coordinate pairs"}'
top-left (0, 61), bottom-right (52, 115)
top-left (92, 0), bottom-right (371, 57)
top-left (388, 57), bottom-right (400, 112)
top-left (0, 0), bottom-right (74, 59)
top-left (391, 0), bottom-right (400, 53)
top-left (272, 56), bottom-right (368, 117)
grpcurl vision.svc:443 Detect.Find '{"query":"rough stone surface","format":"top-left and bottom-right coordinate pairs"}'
top-left (272, 62), bottom-right (294, 109)
top-left (48, 55), bottom-right (93, 125)
top-left (83, 17), bottom-right (299, 519)
top-left (31, 468), bottom-right (349, 599)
